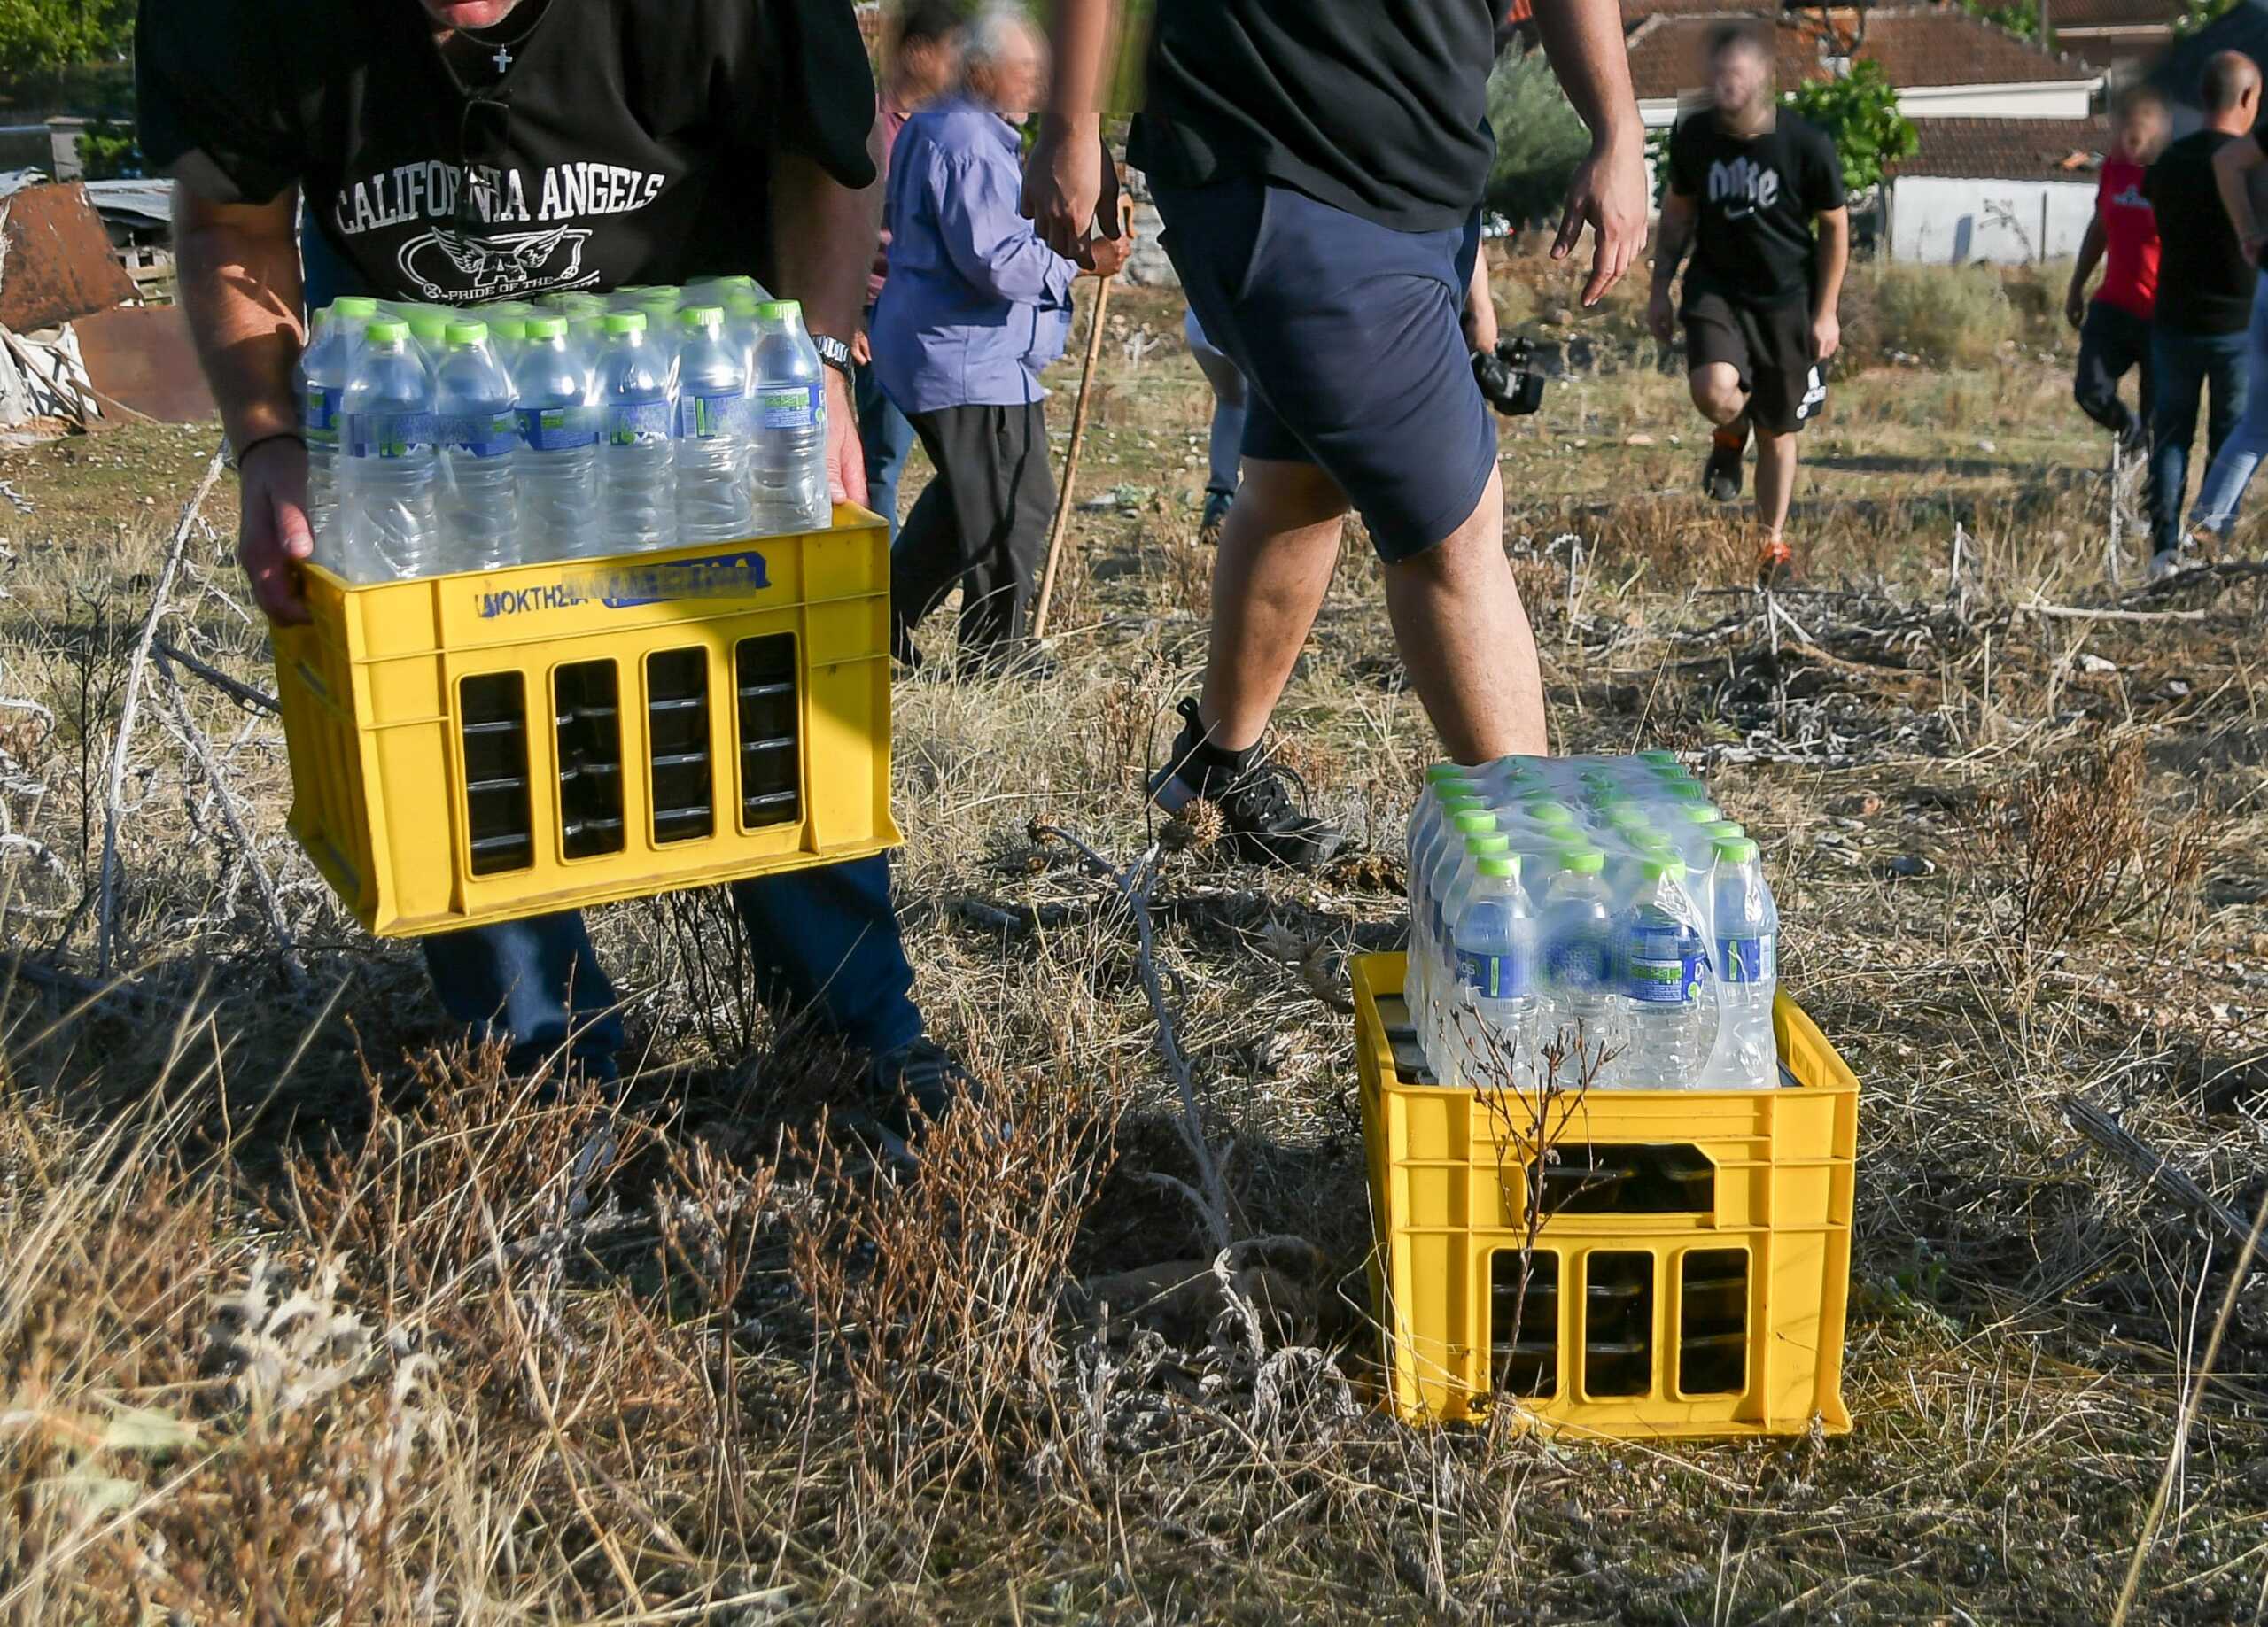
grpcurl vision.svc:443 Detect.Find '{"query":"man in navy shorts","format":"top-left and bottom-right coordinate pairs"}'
top-left (1026, 0), bottom-right (1646, 864)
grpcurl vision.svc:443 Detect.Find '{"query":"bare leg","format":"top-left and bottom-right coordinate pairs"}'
top-left (1197, 456), bottom-right (1351, 751)
top-left (1381, 462), bottom-right (1543, 762)
top-left (1689, 363), bottom-right (1748, 430)
top-left (1754, 430), bottom-right (1798, 542)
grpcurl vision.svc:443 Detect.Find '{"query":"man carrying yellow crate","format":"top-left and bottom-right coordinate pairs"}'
top-left (137, 0), bottom-right (978, 1137)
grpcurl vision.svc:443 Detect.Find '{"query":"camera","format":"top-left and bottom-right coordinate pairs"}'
top-left (1472, 336), bottom-right (1547, 418)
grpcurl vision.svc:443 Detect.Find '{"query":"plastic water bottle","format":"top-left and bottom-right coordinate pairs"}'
top-left (1452, 856), bottom-right (1538, 1089)
top-left (1419, 810), bottom-right (1500, 1041)
top-left (296, 295), bottom-right (376, 556)
top-left (1615, 857), bottom-right (1720, 1087)
top-left (403, 306), bottom-right (451, 365)
top-left (597, 311), bottom-right (675, 550)
top-left (749, 298), bottom-right (830, 531)
top-left (1540, 847), bottom-right (1625, 1089)
top-left (1701, 838), bottom-right (1780, 1089)
top-left (433, 320), bottom-right (520, 571)
top-left (1426, 830), bottom-right (1511, 1070)
top-left (673, 305), bottom-right (755, 543)
top-left (512, 314), bottom-right (602, 562)
top-left (338, 318), bottom-right (439, 579)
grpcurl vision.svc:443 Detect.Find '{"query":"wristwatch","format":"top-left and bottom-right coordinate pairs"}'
top-left (811, 332), bottom-right (852, 380)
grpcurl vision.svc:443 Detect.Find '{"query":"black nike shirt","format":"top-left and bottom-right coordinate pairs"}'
top-left (136, 0), bottom-right (877, 303)
top-left (1667, 108), bottom-right (1845, 307)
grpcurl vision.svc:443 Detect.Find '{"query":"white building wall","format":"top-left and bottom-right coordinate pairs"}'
top-left (1887, 174), bottom-right (2098, 263)
top-left (1640, 80), bottom-right (2096, 129)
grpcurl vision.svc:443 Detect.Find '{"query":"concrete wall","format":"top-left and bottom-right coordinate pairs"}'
top-left (1886, 174), bottom-right (2097, 263)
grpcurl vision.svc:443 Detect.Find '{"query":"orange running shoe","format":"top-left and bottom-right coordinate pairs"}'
top-left (1756, 537), bottom-right (1796, 590)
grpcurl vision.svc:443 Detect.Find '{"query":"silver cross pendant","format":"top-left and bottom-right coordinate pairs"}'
top-left (492, 44), bottom-right (512, 74)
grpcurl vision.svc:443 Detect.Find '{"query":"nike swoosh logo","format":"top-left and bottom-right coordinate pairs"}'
top-left (1723, 204), bottom-right (1757, 221)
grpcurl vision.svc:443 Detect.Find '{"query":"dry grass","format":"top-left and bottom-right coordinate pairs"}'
top-left (0, 278), bottom-right (2265, 1620)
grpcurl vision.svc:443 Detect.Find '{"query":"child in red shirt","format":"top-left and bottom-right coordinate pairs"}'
top-left (2066, 88), bottom-right (2169, 452)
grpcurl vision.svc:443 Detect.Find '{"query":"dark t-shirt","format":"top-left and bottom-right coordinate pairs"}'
top-left (2145, 130), bottom-right (2254, 336)
top-left (1128, 0), bottom-right (1496, 233)
top-left (1667, 109), bottom-right (1845, 307)
top-left (136, 0), bottom-right (876, 303)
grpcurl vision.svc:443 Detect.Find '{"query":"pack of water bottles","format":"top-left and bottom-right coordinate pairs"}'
top-left (294, 279), bottom-right (835, 583)
top-left (1405, 751), bottom-right (1781, 1093)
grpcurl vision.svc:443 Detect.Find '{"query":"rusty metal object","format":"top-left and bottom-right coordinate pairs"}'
top-left (74, 306), bottom-right (215, 424)
top-left (0, 182), bottom-right (136, 332)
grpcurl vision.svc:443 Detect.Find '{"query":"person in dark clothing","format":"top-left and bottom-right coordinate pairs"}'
top-left (2065, 88), bottom-right (2168, 456)
top-left (142, 0), bottom-right (980, 1137)
top-left (2143, 50), bottom-right (2262, 580)
top-left (1022, 0), bottom-right (1645, 864)
top-left (1647, 22), bottom-right (1848, 588)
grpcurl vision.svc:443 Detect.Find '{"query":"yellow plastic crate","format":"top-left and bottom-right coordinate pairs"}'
top-left (273, 507), bottom-right (899, 937)
top-left (1354, 953), bottom-right (1856, 1437)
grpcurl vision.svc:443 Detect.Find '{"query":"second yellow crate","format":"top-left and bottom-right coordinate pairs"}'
top-left (1355, 953), bottom-right (1857, 1437)
top-left (273, 508), bottom-right (899, 937)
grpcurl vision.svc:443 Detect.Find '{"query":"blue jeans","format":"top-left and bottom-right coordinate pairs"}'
top-left (2148, 322), bottom-right (2252, 552)
top-left (300, 221), bottom-right (925, 1077)
top-left (2188, 277), bottom-right (2268, 538)
top-left (857, 305), bottom-right (917, 544)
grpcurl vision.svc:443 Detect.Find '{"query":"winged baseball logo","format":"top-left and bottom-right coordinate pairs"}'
top-left (396, 221), bottom-right (597, 299)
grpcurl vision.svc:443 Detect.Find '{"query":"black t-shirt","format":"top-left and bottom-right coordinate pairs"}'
top-left (2145, 130), bottom-right (2255, 336)
top-left (1128, 0), bottom-right (1496, 234)
top-left (136, 0), bottom-right (876, 303)
top-left (1667, 109), bottom-right (1845, 307)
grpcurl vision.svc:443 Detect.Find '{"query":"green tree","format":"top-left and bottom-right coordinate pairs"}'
top-left (1785, 60), bottom-right (1918, 198)
top-left (2173, 0), bottom-right (2238, 37)
top-left (1486, 47), bottom-right (1592, 227)
top-left (1958, 0), bottom-right (2042, 43)
top-left (0, 0), bottom-right (135, 79)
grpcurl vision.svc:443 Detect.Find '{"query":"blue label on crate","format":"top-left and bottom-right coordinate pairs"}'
top-left (470, 549), bottom-right (775, 619)
top-left (1717, 934), bottom-right (1774, 985)
top-left (440, 409), bottom-right (518, 458)
top-left (758, 384), bottom-right (821, 430)
top-left (345, 409), bottom-right (435, 459)
top-left (603, 399), bottom-right (672, 446)
top-left (675, 387), bottom-right (751, 439)
top-left (301, 384), bottom-right (338, 444)
top-left (517, 404), bottom-right (601, 452)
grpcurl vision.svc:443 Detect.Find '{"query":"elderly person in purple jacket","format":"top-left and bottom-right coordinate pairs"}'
top-left (873, 5), bottom-right (1129, 675)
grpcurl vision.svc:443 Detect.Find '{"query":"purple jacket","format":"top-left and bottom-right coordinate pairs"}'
top-left (871, 94), bottom-right (1076, 414)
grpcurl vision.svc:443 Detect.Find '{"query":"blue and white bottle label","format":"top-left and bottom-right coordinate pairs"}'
top-left (517, 404), bottom-right (601, 452)
top-left (676, 387), bottom-right (750, 439)
top-left (1457, 949), bottom-right (1529, 999)
top-left (345, 410), bottom-right (435, 459)
top-left (440, 409), bottom-right (518, 458)
top-left (1626, 927), bottom-right (1705, 1004)
top-left (603, 399), bottom-right (672, 447)
top-left (758, 384), bottom-right (820, 430)
top-left (1717, 934), bottom-right (1775, 985)
top-left (301, 384), bottom-right (338, 445)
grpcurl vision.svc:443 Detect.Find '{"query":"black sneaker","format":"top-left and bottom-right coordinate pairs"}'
top-left (1703, 438), bottom-right (1745, 503)
top-left (1199, 488), bottom-right (1233, 546)
top-left (866, 1037), bottom-right (983, 1152)
top-left (1146, 696), bottom-right (1345, 867)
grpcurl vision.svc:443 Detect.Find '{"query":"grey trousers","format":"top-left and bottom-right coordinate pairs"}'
top-left (890, 400), bottom-right (1056, 661)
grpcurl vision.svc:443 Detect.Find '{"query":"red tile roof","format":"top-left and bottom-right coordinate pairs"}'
top-left (2049, 0), bottom-right (2183, 27)
top-left (1885, 115), bottom-right (2112, 181)
top-left (1627, 7), bottom-right (2101, 102)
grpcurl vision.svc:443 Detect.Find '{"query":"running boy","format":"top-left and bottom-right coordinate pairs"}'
top-left (2065, 87), bottom-right (2168, 456)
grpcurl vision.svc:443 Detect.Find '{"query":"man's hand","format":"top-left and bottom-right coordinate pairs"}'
top-left (2063, 283), bottom-right (2088, 329)
top-left (1647, 286), bottom-right (1677, 345)
top-left (1812, 310), bottom-right (1841, 362)
top-left (237, 437), bottom-right (315, 625)
top-left (1553, 129), bottom-right (1648, 306)
top-left (852, 328), bottom-right (873, 366)
top-left (1079, 230), bottom-right (1132, 279)
top-left (1023, 114), bottom-right (1104, 262)
top-left (823, 366), bottom-right (868, 510)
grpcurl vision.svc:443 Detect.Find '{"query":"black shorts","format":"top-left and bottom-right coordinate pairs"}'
top-left (1682, 290), bottom-right (1827, 435)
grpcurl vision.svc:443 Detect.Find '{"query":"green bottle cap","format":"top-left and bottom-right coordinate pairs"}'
top-left (1466, 833), bottom-right (1511, 856)
top-left (1640, 856), bottom-right (1689, 882)
top-left (1425, 763), bottom-right (1469, 784)
top-left (1673, 802), bottom-right (1722, 824)
top-left (1524, 799), bottom-right (1574, 825)
top-left (405, 307), bottom-right (448, 341)
top-left (332, 295), bottom-right (379, 320)
top-left (1701, 819), bottom-right (1744, 841)
top-left (1440, 792), bottom-right (1486, 811)
top-left (1451, 810), bottom-right (1499, 834)
top-left (1665, 781), bottom-right (1711, 802)
top-left (1475, 856), bottom-right (1519, 879)
top-left (444, 320), bottom-right (488, 347)
top-left (1637, 749), bottom-right (1680, 768)
top-left (1557, 848), bottom-right (1606, 875)
top-left (680, 303), bottom-right (726, 329)
top-left (490, 314), bottom-right (530, 342)
top-left (603, 311), bottom-right (646, 336)
top-left (1713, 837), bottom-right (1760, 864)
top-left (364, 318), bottom-right (408, 344)
top-left (525, 314), bottom-right (567, 340)
top-left (756, 298), bottom-right (802, 320)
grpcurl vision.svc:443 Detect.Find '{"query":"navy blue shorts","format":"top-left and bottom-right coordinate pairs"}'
top-left (1153, 177), bottom-right (1494, 563)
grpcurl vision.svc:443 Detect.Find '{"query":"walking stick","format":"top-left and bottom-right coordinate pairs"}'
top-left (1031, 194), bottom-right (1131, 642)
